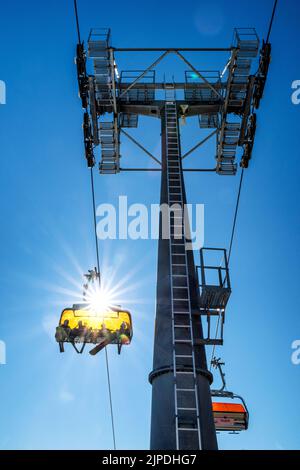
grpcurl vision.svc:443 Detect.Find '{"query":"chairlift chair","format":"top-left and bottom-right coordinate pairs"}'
top-left (55, 295), bottom-right (133, 356)
top-left (211, 358), bottom-right (249, 433)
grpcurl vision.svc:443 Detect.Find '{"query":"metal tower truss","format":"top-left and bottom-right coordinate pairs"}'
top-left (86, 28), bottom-right (120, 173)
top-left (216, 28), bottom-right (260, 175)
top-left (75, 26), bottom-right (266, 176)
top-left (88, 28), bottom-right (114, 110)
top-left (184, 70), bottom-right (222, 103)
top-left (74, 25), bottom-right (271, 450)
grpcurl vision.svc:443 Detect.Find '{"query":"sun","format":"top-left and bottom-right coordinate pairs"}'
top-left (84, 284), bottom-right (116, 313)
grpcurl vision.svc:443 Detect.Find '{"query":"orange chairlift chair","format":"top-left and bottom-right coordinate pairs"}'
top-left (211, 358), bottom-right (249, 433)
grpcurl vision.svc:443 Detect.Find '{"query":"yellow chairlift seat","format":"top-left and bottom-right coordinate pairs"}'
top-left (55, 303), bottom-right (132, 355)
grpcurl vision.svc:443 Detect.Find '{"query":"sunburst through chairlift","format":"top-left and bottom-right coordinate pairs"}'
top-left (55, 268), bottom-right (133, 355)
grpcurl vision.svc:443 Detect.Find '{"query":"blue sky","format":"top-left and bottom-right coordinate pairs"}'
top-left (0, 0), bottom-right (299, 450)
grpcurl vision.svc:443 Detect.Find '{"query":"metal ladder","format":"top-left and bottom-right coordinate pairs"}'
top-left (164, 86), bottom-right (202, 449)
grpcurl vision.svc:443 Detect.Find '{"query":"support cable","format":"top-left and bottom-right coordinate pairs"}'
top-left (266, 0), bottom-right (278, 43)
top-left (228, 169), bottom-right (244, 264)
top-left (90, 168), bottom-right (101, 281)
top-left (73, 0), bottom-right (117, 450)
top-left (226, 0), bottom-right (279, 268)
top-left (73, 0), bottom-right (81, 43)
top-left (209, 169), bottom-right (244, 370)
top-left (89, 129), bottom-right (117, 455)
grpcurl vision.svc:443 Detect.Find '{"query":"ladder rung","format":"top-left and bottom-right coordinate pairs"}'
top-left (177, 407), bottom-right (197, 411)
top-left (176, 388), bottom-right (196, 392)
top-left (175, 355), bottom-right (193, 358)
top-left (173, 312), bottom-right (191, 315)
top-left (176, 371), bottom-right (194, 375)
top-left (177, 428), bottom-right (199, 432)
top-left (175, 340), bottom-right (192, 344)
